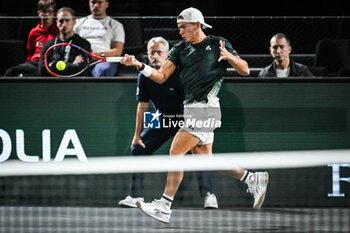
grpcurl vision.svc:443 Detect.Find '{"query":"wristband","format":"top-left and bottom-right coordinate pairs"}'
top-left (138, 63), bottom-right (152, 77)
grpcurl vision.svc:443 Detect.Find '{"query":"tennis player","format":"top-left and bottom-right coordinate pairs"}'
top-left (121, 7), bottom-right (269, 223)
top-left (119, 36), bottom-right (219, 209)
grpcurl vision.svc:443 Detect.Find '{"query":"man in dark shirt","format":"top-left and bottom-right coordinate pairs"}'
top-left (259, 33), bottom-right (313, 78)
top-left (39, 7), bottom-right (91, 76)
top-left (118, 37), bottom-right (218, 209)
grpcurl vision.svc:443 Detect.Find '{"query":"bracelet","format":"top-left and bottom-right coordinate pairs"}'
top-left (100, 52), bottom-right (105, 57)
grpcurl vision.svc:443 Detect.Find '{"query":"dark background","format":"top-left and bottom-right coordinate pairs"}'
top-left (0, 0), bottom-right (349, 16)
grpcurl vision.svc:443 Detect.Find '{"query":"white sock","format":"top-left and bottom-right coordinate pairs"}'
top-left (241, 170), bottom-right (255, 185)
top-left (160, 193), bottom-right (173, 209)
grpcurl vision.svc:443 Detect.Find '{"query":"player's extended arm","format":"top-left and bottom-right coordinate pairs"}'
top-left (218, 40), bottom-right (250, 76)
top-left (130, 102), bottom-right (148, 149)
top-left (121, 54), bottom-right (176, 84)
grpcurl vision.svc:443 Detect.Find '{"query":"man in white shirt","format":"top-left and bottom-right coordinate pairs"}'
top-left (74, 0), bottom-right (125, 77)
top-left (258, 33), bottom-right (313, 78)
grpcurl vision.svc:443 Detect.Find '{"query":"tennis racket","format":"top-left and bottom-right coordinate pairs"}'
top-left (44, 43), bottom-right (123, 77)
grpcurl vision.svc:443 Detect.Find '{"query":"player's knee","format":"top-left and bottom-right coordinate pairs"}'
top-left (131, 145), bottom-right (145, 156)
top-left (169, 147), bottom-right (185, 156)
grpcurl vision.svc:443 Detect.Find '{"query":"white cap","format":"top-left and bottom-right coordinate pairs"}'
top-left (177, 7), bottom-right (212, 29)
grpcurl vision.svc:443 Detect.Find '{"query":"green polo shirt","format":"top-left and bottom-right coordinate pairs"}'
top-left (167, 35), bottom-right (238, 104)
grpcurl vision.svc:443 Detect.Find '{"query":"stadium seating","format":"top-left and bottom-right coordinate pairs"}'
top-left (313, 39), bottom-right (350, 76)
top-left (227, 54), bottom-right (316, 77)
top-left (1, 16), bottom-right (349, 78)
top-left (143, 27), bottom-right (181, 47)
top-left (16, 18), bottom-right (38, 41)
top-left (0, 16), bottom-right (10, 40)
top-left (0, 40), bottom-right (26, 75)
top-left (119, 18), bottom-right (144, 57)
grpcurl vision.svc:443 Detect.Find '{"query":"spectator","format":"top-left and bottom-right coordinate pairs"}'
top-left (259, 33), bottom-right (313, 77)
top-left (74, 0), bottom-right (125, 77)
top-left (38, 7), bottom-right (91, 76)
top-left (4, 0), bottom-right (59, 77)
top-left (118, 37), bottom-right (218, 209)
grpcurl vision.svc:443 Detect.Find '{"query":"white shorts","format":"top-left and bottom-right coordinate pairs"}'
top-left (181, 96), bottom-right (221, 145)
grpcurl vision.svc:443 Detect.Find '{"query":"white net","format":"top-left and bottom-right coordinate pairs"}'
top-left (1, 150), bottom-right (349, 232)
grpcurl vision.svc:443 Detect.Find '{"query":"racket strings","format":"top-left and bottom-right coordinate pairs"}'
top-left (45, 44), bottom-right (91, 77)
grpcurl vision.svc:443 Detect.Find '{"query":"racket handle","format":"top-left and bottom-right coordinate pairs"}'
top-left (105, 57), bottom-right (124, 62)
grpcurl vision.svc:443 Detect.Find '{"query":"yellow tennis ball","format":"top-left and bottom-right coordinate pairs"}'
top-left (56, 60), bottom-right (66, 71)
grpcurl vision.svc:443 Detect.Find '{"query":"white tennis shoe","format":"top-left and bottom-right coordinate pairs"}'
top-left (136, 199), bottom-right (172, 223)
top-left (204, 192), bottom-right (218, 209)
top-left (118, 196), bottom-right (144, 208)
top-left (247, 172), bottom-right (269, 209)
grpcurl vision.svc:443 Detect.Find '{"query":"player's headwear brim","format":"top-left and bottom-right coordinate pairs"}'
top-left (177, 7), bottom-right (212, 29)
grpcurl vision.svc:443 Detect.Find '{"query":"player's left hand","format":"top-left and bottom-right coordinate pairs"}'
top-left (218, 40), bottom-right (233, 62)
